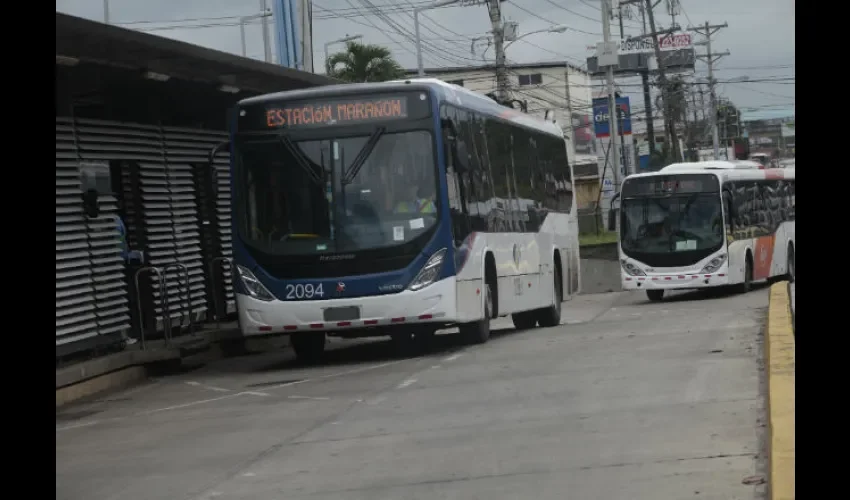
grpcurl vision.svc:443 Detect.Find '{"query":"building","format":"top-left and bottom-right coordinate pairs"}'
top-left (744, 117), bottom-right (795, 158)
top-left (404, 62), bottom-right (594, 164)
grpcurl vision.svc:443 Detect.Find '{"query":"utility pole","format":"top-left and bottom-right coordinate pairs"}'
top-left (260, 0), bottom-right (272, 63)
top-left (629, 0), bottom-right (657, 157)
top-left (643, 0), bottom-right (680, 162)
top-left (103, 0), bottom-right (110, 24)
top-left (486, 0), bottom-right (509, 100)
top-left (600, 0), bottom-right (622, 186)
top-left (689, 21), bottom-right (729, 160)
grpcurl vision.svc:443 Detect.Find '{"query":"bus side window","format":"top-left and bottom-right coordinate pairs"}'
top-left (441, 105), bottom-right (471, 245)
top-left (722, 190), bottom-right (734, 231)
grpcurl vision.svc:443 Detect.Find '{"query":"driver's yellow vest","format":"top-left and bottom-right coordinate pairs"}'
top-left (396, 198), bottom-right (436, 214)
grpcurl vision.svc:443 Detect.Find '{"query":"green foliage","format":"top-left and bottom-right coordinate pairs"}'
top-left (326, 41), bottom-right (405, 83)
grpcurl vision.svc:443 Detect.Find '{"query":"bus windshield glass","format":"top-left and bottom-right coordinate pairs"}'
top-left (234, 130), bottom-right (438, 256)
top-left (620, 174), bottom-right (724, 259)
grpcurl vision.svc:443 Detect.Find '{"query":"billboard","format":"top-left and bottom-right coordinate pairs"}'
top-left (586, 49), bottom-right (695, 76)
top-left (592, 97), bottom-right (632, 138)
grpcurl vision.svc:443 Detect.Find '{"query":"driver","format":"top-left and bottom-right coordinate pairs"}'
top-left (395, 184), bottom-right (437, 214)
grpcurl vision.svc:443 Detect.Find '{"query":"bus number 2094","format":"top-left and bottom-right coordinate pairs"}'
top-left (285, 283), bottom-right (325, 300)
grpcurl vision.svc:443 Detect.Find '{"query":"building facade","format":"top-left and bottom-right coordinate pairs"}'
top-left (405, 62), bottom-right (594, 165)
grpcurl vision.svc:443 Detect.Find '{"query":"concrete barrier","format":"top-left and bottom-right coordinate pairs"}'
top-left (766, 282), bottom-right (795, 500)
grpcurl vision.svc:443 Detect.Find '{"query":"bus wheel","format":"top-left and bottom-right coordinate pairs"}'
top-left (538, 266), bottom-right (563, 328)
top-left (511, 311), bottom-right (537, 330)
top-left (646, 289), bottom-right (664, 302)
top-left (740, 256), bottom-right (753, 293)
top-left (786, 245), bottom-right (795, 282)
top-left (460, 282), bottom-right (492, 344)
top-left (290, 333), bottom-right (325, 363)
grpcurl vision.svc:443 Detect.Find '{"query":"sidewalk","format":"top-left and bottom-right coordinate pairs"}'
top-left (56, 322), bottom-right (242, 408)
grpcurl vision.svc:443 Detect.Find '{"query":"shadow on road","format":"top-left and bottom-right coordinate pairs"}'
top-left (646, 281), bottom-right (772, 304)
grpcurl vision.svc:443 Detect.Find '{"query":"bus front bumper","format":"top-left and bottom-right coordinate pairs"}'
top-left (621, 272), bottom-right (730, 291)
top-left (236, 277), bottom-right (458, 336)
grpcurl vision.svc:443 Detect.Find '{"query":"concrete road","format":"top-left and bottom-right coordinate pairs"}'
top-left (57, 287), bottom-right (769, 500)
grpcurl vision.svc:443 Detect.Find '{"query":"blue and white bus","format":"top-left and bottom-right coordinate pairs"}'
top-left (211, 79), bottom-right (580, 360)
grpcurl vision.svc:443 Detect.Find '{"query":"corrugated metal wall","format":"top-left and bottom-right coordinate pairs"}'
top-left (55, 117), bottom-right (234, 357)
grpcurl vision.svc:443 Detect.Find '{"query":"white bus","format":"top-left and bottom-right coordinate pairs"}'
top-left (212, 79), bottom-right (580, 360)
top-left (617, 161), bottom-right (795, 301)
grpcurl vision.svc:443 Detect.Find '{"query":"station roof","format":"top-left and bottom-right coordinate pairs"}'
top-left (56, 11), bottom-right (337, 94)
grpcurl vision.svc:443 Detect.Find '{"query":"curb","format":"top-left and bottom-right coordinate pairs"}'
top-left (766, 281), bottom-right (795, 500)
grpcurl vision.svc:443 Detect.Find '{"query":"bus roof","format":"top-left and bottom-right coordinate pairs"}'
top-left (238, 78), bottom-right (565, 139)
top-left (662, 160), bottom-right (758, 171)
top-left (625, 165), bottom-right (795, 184)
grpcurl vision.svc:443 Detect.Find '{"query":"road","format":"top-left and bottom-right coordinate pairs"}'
top-left (57, 288), bottom-right (769, 500)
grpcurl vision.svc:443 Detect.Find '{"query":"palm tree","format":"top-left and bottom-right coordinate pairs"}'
top-left (326, 41), bottom-right (405, 83)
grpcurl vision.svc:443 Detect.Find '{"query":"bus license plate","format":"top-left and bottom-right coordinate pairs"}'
top-left (323, 306), bottom-right (361, 322)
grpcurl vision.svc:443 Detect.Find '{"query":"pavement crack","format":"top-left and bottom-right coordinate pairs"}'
top-left (578, 452), bottom-right (756, 471)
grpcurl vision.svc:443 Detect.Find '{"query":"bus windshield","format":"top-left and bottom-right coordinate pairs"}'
top-left (620, 193), bottom-right (724, 253)
top-left (234, 130), bottom-right (438, 256)
top-left (619, 174), bottom-right (724, 266)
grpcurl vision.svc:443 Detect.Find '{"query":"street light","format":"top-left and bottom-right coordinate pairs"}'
top-left (415, 0), bottom-right (461, 76)
top-left (503, 25), bottom-right (568, 51)
top-left (324, 34), bottom-right (363, 74)
top-left (474, 25), bottom-right (569, 60)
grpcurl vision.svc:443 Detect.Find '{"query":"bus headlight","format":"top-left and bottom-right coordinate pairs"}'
top-left (620, 260), bottom-right (646, 276)
top-left (700, 254), bottom-right (727, 274)
top-left (235, 264), bottom-right (275, 301)
top-left (408, 248), bottom-right (447, 292)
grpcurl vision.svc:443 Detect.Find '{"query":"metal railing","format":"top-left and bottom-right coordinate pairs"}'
top-left (132, 262), bottom-right (195, 350)
top-left (209, 256), bottom-right (234, 329)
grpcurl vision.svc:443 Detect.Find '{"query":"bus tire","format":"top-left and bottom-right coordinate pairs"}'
top-left (537, 264), bottom-right (563, 328)
top-left (511, 311), bottom-right (537, 330)
top-left (786, 244), bottom-right (795, 282)
top-left (740, 254), bottom-right (754, 293)
top-left (290, 333), bottom-right (325, 363)
top-left (646, 289), bottom-right (664, 302)
top-left (460, 281), bottom-right (493, 345)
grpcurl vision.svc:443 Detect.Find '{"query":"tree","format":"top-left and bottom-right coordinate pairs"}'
top-left (326, 41), bottom-right (405, 83)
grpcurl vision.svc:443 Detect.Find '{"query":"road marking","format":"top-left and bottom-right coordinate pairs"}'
top-left (56, 420), bottom-right (103, 432)
top-left (185, 381), bottom-right (232, 393)
top-left (431, 365), bottom-right (441, 369)
top-left (444, 353), bottom-right (462, 362)
top-left (242, 391), bottom-right (271, 397)
top-left (397, 378), bottom-right (417, 389)
top-left (288, 395), bottom-right (330, 401)
top-left (142, 393), bottom-right (243, 414)
top-left (264, 360), bottom-right (403, 391)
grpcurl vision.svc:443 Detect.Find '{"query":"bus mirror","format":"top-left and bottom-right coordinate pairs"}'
top-left (209, 140), bottom-right (231, 170)
top-left (82, 188), bottom-right (100, 218)
top-left (454, 140), bottom-right (470, 173)
top-left (607, 207), bottom-right (617, 232)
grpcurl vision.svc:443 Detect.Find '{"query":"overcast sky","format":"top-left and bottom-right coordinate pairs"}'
top-left (57, 0), bottom-right (794, 121)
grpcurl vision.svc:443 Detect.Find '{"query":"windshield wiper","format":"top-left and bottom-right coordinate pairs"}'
top-left (343, 127), bottom-right (386, 185)
top-left (277, 134), bottom-right (324, 185)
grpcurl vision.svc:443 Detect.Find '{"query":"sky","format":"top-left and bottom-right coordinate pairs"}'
top-left (56, 0), bottom-right (794, 121)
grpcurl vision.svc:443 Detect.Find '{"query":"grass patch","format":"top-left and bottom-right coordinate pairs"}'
top-left (579, 232), bottom-right (618, 247)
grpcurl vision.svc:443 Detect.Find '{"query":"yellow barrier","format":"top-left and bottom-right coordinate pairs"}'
top-left (766, 282), bottom-right (795, 500)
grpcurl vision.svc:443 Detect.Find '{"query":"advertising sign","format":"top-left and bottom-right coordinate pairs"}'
top-left (592, 96), bottom-right (632, 138)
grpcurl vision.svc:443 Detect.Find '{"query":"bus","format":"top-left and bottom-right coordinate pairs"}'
top-left (617, 161), bottom-right (795, 301)
top-left (210, 79), bottom-right (580, 360)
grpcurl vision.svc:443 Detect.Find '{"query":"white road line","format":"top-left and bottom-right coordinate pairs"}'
top-left (431, 365), bottom-right (441, 369)
top-left (185, 381), bottom-right (232, 393)
top-left (443, 353), bottom-right (462, 362)
top-left (142, 393), bottom-right (243, 414)
top-left (56, 420), bottom-right (103, 432)
top-left (288, 395), bottom-right (330, 401)
top-left (264, 360), bottom-right (403, 391)
top-left (241, 391), bottom-right (271, 397)
top-left (397, 378), bottom-right (418, 389)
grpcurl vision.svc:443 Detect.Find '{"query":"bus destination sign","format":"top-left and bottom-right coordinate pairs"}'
top-left (264, 96), bottom-right (409, 129)
top-left (622, 174), bottom-right (719, 197)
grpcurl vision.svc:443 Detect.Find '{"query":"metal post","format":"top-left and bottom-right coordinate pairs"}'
top-left (103, 0), bottom-right (110, 24)
top-left (261, 0), bottom-right (272, 63)
top-left (602, 0), bottom-right (622, 187)
top-left (415, 9), bottom-right (425, 76)
top-left (240, 19), bottom-right (248, 57)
